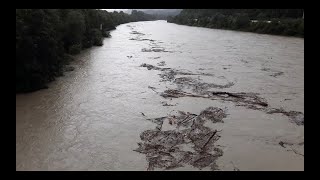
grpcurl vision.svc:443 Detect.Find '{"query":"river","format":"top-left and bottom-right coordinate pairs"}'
top-left (16, 20), bottom-right (304, 171)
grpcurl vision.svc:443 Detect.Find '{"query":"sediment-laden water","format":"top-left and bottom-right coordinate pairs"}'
top-left (16, 20), bottom-right (304, 171)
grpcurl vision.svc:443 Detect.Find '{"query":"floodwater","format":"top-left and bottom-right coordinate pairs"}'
top-left (16, 20), bottom-right (304, 171)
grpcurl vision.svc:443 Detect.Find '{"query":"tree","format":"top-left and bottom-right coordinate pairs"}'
top-left (169, 9), bottom-right (304, 37)
top-left (64, 10), bottom-right (85, 53)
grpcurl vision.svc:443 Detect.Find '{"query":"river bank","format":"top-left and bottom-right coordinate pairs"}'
top-left (16, 20), bottom-right (304, 171)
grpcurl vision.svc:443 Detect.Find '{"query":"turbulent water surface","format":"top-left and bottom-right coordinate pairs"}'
top-left (16, 20), bottom-right (304, 171)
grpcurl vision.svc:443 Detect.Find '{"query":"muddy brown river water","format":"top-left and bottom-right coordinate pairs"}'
top-left (16, 20), bottom-right (304, 171)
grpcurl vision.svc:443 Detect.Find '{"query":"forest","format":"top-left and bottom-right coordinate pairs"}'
top-left (16, 9), bottom-right (156, 93)
top-left (167, 9), bottom-right (304, 37)
top-left (16, 9), bottom-right (304, 93)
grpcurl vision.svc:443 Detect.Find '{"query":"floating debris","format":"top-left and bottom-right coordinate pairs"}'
top-left (148, 86), bottom-right (158, 93)
top-left (161, 101), bottom-right (177, 106)
top-left (278, 141), bottom-right (304, 157)
top-left (279, 141), bottom-right (292, 148)
top-left (151, 57), bottom-right (161, 59)
top-left (270, 72), bottom-right (284, 77)
top-left (261, 67), bottom-right (271, 71)
top-left (140, 63), bottom-right (214, 83)
top-left (160, 89), bottom-right (199, 98)
top-left (241, 59), bottom-right (249, 64)
top-left (141, 45), bottom-right (175, 53)
top-left (142, 48), bottom-right (172, 53)
top-left (159, 70), bottom-right (177, 81)
top-left (157, 61), bottom-right (166, 66)
top-left (231, 161), bottom-right (240, 171)
top-left (161, 89), bottom-right (268, 109)
top-left (159, 89), bottom-right (304, 126)
top-left (140, 63), bottom-right (170, 71)
top-left (267, 108), bottom-right (304, 125)
top-left (129, 38), bottom-right (155, 42)
top-left (134, 107), bottom-right (227, 170)
top-left (130, 31), bottom-right (145, 35)
top-left (261, 68), bottom-right (284, 77)
top-left (174, 77), bottom-right (234, 93)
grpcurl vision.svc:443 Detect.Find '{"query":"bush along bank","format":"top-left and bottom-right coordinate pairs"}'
top-left (167, 9), bottom-right (304, 38)
top-left (16, 9), bottom-right (156, 93)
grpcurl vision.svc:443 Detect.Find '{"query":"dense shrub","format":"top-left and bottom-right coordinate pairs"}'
top-left (102, 31), bottom-right (111, 37)
top-left (91, 29), bottom-right (103, 46)
top-left (168, 9), bottom-right (304, 37)
top-left (69, 44), bottom-right (82, 55)
top-left (16, 9), bottom-right (156, 93)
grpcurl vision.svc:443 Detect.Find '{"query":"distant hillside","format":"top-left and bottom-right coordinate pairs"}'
top-left (126, 9), bottom-right (182, 19)
top-left (168, 9), bottom-right (304, 37)
top-left (137, 9), bottom-right (182, 16)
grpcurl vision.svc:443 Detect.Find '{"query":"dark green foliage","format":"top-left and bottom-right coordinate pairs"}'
top-left (64, 10), bottom-right (85, 52)
top-left (16, 9), bottom-right (63, 92)
top-left (91, 29), bottom-right (103, 46)
top-left (16, 9), bottom-right (155, 93)
top-left (69, 44), bottom-right (82, 55)
top-left (234, 14), bottom-right (250, 29)
top-left (168, 9), bottom-right (304, 37)
top-left (131, 10), bottom-right (156, 21)
top-left (102, 31), bottom-right (111, 37)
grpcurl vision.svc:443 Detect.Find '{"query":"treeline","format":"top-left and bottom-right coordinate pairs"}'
top-left (167, 9), bottom-right (304, 37)
top-left (133, 9), bottom-right (182, 20)
top-left (16, 9), bottom-right (155, 93)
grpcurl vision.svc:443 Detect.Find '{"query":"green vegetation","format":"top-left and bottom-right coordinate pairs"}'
top-left (16, 9), bottom-right (155, 93)
top-left (167, 9), bottom-right (304, 37)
